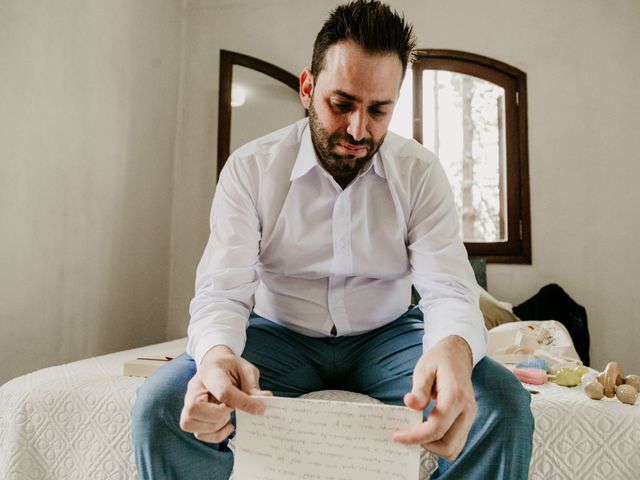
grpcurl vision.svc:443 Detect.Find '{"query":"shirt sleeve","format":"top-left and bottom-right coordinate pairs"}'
top-left (408, 155), bottom-right (488, 366)
top-left (186, 155), bottom-right (261, 367)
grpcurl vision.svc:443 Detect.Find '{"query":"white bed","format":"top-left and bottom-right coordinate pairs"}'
top-left (1, 327), bottom-right (639, 479)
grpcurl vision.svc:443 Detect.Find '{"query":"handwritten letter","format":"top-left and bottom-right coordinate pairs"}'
top-left (233, 396), bottom-right (422, 480)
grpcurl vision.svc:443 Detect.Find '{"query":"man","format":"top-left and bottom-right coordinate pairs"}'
top-left (132, 1), bottom-right (534, 478)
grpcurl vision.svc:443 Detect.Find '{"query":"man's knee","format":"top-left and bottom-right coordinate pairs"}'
top-left (131, 380), bottom-right (181, 436)
top-left (433, 358), bottom-right (533, 478)
top-left (131, 355), bottom-right (194, 440)
top-left (473, 357), bottom-right (534, 436)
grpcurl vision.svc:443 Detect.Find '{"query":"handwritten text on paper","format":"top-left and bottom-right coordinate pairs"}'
top-left (233, 395), bottom-right (422, 480)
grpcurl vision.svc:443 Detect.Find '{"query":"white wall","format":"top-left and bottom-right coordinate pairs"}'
top-left (0, 0), bottom-right (183, 384)
top-left (168, 0), bottom-right (640, 373)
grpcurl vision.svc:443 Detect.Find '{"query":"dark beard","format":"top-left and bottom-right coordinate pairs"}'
top-left (308, 101), bottom-right (385, 182)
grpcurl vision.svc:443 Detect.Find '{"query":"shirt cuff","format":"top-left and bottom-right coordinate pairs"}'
top-left (187, 331), bottom-right (246, 368)
top-left (421, 302), bottom-right (488, 366)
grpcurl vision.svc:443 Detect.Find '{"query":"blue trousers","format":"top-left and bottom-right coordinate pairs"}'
top-left (132, 309), bottom-right (533, 479)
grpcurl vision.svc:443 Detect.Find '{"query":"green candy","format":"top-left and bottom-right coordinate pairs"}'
top-left (552, 367), bottom-right (583, 387)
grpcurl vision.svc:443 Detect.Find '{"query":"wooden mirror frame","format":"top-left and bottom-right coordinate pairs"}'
top-left (217, 50), bottom-right (300, 177)
top-left (412, 50), bottom-right (531, 264)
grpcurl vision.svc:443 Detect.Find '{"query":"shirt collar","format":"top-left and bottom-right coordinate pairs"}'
top-left (372, 148), bottom-right (387, 179)
top-left (290, 122), bottom-right (388, 181)
top-left (290, 124), bottom-right (319, 181)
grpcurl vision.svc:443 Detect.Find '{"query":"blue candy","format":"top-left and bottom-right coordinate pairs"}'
top-left (515, 359), bottom-right (549, 372)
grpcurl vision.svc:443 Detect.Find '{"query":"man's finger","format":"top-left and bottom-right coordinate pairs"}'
top-left (393, 398), bottom-right (460, 444)
top-left (392, 415), bottom-right (442, 444)
top-left (206, 366), bottom-right (265, 414)
top-left (180, 413), bottom-right (231, 435)
top-left (249, 388), bottom-right (273, 397)
top-left (406, 357), bottom-right (436, 410)
top-left (185, 401), bottom-right (233, 423)
top-left (214, 383), bottom-right (265, 415)
top-left (395, 382), bottom-right (476, 444)
top-left (194, 423), bottom-right (236, 444)
top-left (421, 409), bottom-right (474, 461)
top-left (183, 375), bottom-right (212, 407)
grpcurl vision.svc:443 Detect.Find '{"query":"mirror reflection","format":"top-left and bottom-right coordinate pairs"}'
top-left (230, 65), bottom-right (305, 152)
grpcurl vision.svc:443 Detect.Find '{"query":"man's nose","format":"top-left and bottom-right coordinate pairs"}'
top-left (346, 110), bottom-right (367, 142)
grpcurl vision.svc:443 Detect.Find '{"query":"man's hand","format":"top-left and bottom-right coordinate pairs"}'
top-left (179, 346), bottom-right (272, 443)
top-left (393, 336), bottom-right (476, 461)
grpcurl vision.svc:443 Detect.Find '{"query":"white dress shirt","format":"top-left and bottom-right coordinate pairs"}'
top-left (187, 118), bottom-right (487, 367)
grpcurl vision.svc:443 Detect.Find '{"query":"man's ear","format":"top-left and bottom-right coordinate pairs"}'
top-left (299, 69), bottom-right (314, 109)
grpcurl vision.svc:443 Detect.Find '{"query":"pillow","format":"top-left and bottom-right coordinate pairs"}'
top-left (479, 287), bottom-right (520, 330)
top-left (487, 319), bottom-right (582, 368)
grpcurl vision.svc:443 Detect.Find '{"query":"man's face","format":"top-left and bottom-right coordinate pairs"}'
top-left (301, 41), bottom-right (403, 181)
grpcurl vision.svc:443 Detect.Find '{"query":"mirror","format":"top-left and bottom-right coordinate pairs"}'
top-left (230, 65), bottom-right (305, 153)
top-left (217, 50), bottom-right (304, 176)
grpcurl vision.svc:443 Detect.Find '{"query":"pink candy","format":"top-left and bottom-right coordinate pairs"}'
top-left (513, 368), bottom-right (548, 385)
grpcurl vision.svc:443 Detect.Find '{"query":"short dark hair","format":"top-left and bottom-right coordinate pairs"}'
top-left (311, 0), bottom-right (416, 78)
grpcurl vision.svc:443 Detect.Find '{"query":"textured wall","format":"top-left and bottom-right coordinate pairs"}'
top-left (0, 0), bottom-right (182, 384)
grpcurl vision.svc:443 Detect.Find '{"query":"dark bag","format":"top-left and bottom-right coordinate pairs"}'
top-left (513, 284), bottom-right (590, 366)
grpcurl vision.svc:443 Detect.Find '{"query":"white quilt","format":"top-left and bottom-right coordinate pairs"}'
top-left (1, 330), bottom-right (639, 479)
top-left (0, 339), bottom-right (186, 480)
top-left (530, 380), bottom-right (640, 479)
